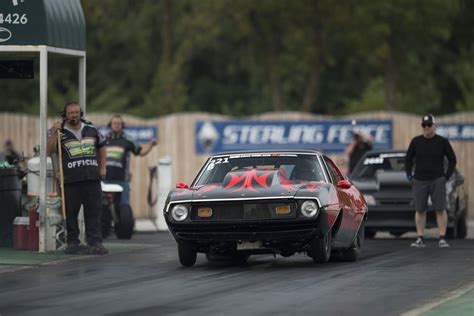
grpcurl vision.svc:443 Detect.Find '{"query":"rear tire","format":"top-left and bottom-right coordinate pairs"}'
top-left (311, 230), bottom-right (332, 263)
top-left (114, 204), bottom-right (135, 239)
top-left (178, 242), bottom-right (197, 267)
top-left (340, 221), bottom-right (365, 262)
top-left (456, 214), bottom-right (468, 239)
top-left (101, 204), bottom-right (112, 239)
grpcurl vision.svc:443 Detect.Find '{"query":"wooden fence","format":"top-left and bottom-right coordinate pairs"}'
top-left (1, 111), bottom-right (473, 219)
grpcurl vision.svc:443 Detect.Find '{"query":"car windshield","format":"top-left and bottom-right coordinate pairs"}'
top-left (194, 153), bottom-right (326, 185)
top-left (352, 152), bottom-right (406, 179)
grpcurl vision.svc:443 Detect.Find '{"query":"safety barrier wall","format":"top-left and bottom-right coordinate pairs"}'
top-left (1, 111), bottom-right (473, 219)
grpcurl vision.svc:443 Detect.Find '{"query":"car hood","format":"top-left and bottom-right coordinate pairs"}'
top-left (352, 171), bottom-right (411, 193)
top-left (169, 169), bottom-right (327, 202)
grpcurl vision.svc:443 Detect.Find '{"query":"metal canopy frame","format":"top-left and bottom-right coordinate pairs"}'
top-left (0, 45), bottom-right (85, 252)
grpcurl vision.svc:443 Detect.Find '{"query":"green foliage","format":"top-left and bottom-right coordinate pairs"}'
top-left (449, 49), bottom-right (474, 111)
top-left (344, 78), bottom-right (386, 114)
top-left (0, 0), bottom-right (472, 117)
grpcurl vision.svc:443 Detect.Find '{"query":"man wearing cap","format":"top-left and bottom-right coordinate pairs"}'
top-left (405, 114), bottom-right (457, 248)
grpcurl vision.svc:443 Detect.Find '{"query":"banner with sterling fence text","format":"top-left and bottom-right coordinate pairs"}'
top-left (195, 120), bottom-right (393, 154)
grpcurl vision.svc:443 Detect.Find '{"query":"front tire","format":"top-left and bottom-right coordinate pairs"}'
top-left (178, 242), bottom-right (197, 267)
top-left (311, 230), bottom-right (332, 263)
top-left (114, 204), bottom-right (135, 239)
top-left (340, 221), bottom-right (365, 262)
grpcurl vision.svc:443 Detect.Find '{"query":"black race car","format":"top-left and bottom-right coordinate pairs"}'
top-left (164, 150), bottom-right (367, 267)
top-left (350, 150), bottom-right (468, 238)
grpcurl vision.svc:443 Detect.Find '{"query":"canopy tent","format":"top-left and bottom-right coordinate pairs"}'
top-left (0, 0), bottom-right (86, 252)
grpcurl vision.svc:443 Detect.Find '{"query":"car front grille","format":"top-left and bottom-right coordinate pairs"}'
top-left (190, 201), bottom-right (297, 221)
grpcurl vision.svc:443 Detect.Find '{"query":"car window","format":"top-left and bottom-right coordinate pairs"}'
top-left (329, 158), bottom-right (347, 180)
top-left (323, 156), bottom-right (342, 184)
top-left (194, 153), bottom-right (326, 185)
top-left (352, 152), bottom-right (406, 179)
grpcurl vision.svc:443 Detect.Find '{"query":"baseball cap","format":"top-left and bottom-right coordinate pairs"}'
top-left (421, 114), bottom-right (436, 125)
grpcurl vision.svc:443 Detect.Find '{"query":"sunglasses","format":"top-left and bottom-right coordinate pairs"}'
top-left (421, 123), bottom-right (433, 128)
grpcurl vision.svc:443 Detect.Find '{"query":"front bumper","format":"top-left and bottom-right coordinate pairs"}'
top-left (167, 220), bottom-right (319, 242)
top-left (166, 198), bottom-right (323, 242)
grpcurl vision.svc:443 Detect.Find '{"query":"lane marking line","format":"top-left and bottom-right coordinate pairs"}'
top-left (401, 281), bottom-right (474, 316)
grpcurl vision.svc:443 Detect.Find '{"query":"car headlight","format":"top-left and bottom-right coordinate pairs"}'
top-left (300, 200), bottom-right (319, 218)
top-left (171, 204), bottom-right (189, 221)
top-left (364, 194), bottom-right (376, 206)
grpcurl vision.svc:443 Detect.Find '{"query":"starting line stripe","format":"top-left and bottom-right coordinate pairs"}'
top-left (401, 281), bottom-right (474, 316)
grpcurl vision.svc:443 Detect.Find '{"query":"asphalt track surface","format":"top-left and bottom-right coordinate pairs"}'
top-left (1, 232), bottom-right (473, 316)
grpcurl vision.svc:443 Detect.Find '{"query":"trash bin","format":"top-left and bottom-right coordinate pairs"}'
top-left (0, 167), bottom-right (22, 247)
top-left (28, 203), bottom-right (39, 251)
top-left (13, 216), bottom-right (29, 250)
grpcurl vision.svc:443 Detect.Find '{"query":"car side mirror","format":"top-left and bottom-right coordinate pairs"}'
top-left (176, 182), bottom-right (189, 189)
top-left (337, 179), bottom-right (352, 189)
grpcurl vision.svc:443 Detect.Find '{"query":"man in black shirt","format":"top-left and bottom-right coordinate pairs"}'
top-left (346, 130), bottom-right (373, 174)
top-left (104, 114), bottom-right (157, 205)
top-left (405, 114), bottom-right (457, 248)
top-left (47, 102), bottom-right (108, 255)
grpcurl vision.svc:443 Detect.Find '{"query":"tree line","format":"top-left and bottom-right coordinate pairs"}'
top-left (0, 0), bottom-right (473, 117)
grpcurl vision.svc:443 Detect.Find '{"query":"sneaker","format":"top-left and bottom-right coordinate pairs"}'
top-left (85, 243), bottom-right (109, 255)
top-left (64, 243), bottom-right (90, 255)
top-left (438, 238), bottom-right (450, 248)
top-left (410, 238), bottom-right (426, 248)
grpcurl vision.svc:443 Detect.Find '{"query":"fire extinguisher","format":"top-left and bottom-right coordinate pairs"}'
top-left (28, 202), bottom-right (39, 251)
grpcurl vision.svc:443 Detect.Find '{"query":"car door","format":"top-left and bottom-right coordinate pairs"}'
top-left (323, 156), bottom-right (361, 245)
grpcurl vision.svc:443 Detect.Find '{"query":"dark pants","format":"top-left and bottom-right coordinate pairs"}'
top-left (64, 180), bottom-right (103, 246)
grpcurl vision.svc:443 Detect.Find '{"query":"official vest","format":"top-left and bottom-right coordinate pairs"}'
top-left (56, 122), bottom-right (106, 184)
top-left (104, 132), bottom-right (141, 181)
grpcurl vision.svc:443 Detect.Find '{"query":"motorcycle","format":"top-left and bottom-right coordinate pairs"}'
top-left (100, 181), bottom-right (135, 239)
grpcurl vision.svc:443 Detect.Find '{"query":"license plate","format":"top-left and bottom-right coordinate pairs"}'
top-left (237, 241), bottom-right (262, 250)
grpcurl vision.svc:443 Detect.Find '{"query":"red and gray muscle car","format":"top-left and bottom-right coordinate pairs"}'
top-left (164, 150), bottom-right (368, 267)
